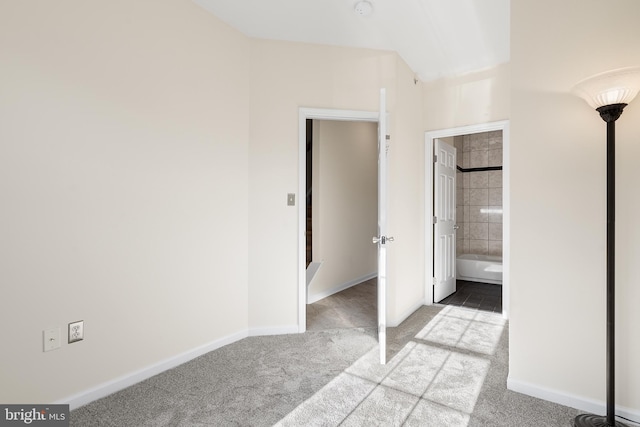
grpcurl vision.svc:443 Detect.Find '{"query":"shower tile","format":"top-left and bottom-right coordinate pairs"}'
top-left (488, 171), bottom-right (502, 188)
top-left (488, 223), bottom-right (503, 240)
top-left (470, 150), bottom-right (488, 168)
top-left (488, 130), bottom-right (503, 148)
top-left (463, 135), bottom-right (471, 152)
top-left (463, 152), bottom-right (470, 168)
top-left (488, 188), bottom-right (502, 206)
top-left (468, 206), bottom-right (488, 223)
top-left (462, 224), bottom-right (469, 239)
top-left (469, 240), bottom-right (488, 255)
top-left (456, 172), bottom-right (464, 189)
top-left (463, 206), bottom-right (470, 223)
top-left (469, 171), bottom-right (488, 188)
top-left (463, 240), bottom-right (470, 253)
top-left (470, 223), bottom-right (489, 240)
top-left (462, 173), bottom-right (470, 188)
top-left (470, 133), bottom-right (489, 151)
top-left (463, 188), bottom-right (470, 205)
top-left (488, 149), bottom-right (503, 167)
top-left (469, 189), bottom-right (488, 206)
top-left (488, 206), bottom-right (503, 224)
top-left (489, 240), bottom-right (503, 256)
top-left (456, 208), bottom-right (464, 224)
top-left (456, 189), bottom-right (464, 206)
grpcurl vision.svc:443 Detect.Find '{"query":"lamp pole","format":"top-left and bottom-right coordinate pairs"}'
top-left (572, 66), bottom-right (640, 427)
top-left (573, 104), bottom-right (626, 427)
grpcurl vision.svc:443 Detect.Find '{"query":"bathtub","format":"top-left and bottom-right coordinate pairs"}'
top-left (457, 254), bottom-right (503, 285)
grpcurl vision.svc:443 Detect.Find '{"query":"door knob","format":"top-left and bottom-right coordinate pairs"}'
top-left (373, 236), bottom-right (395, 244)
top-left (453, 225), bottom-right (459, 230)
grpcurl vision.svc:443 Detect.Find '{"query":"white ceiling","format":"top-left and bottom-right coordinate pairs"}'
top-left (193, 0), bottom-right (510, 82)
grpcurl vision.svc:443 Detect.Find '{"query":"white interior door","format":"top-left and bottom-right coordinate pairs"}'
top-left (373, 88), bottom-right (391, 365)
top-left (434, 138), bottom-right (456, 302)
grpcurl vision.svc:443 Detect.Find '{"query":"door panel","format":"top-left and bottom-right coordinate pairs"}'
top-left (434, 139), bottom-right (456, 302)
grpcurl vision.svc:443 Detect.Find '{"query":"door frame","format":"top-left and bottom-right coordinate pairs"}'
top-left (425, 120), bottom-right (510, 319)
top-left (298, 108), bottom-right (379, 332)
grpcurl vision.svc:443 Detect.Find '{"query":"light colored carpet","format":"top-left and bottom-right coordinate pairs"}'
top-left (277, 306), bottom-right (504, 426)
top-left (71, 299), bottom-right (587, 426)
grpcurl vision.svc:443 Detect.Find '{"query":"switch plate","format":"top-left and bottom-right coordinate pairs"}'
top-left (287, 193), bottom-right (296, 206)
top-left (68, 320), bottom-right (84, 343)
top-left (43, 328), bottom-right (61, 352)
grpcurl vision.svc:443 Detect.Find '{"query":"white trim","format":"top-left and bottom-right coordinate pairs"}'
top-left (58, 330), bottom-right (248, 410)
top-left (388, 300), bottom-right (426, 328)
top-left (507, 378), bottom-right (640, 425)
top-left (298, 108), bottom-right (379, 333)
top-left (424, 120), bottom-right (510, 319)
top-left (248, 325), bottom-right (300, 337)
top-left (307, 272), bottom-right (377, 304)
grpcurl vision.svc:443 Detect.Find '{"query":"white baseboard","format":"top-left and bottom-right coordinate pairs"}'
top-left (59, 330), bottom-right (248, 410)
top-left (307, 272), bottom-right (377, 304)
top-left (60, 324), bottom-right (304, 411)
top-left (388, 299), bottom-right (425, 327)
top-left (248, 325), bottom-right (300, 336)
top-left (507, 377), bottom-right (640, 425)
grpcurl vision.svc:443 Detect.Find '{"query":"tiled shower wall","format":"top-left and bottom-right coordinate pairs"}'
top-left (454, 131), bottom-right (503, 257)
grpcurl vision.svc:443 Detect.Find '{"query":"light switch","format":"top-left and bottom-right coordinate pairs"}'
top-left (287, 193), bottom-right (296, 206)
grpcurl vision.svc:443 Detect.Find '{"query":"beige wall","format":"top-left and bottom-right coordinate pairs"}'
top-left (0, 0), bottom-right (250, 404)
top-left (510, 0), bottom-right (640, 414)
top-left (308, 121), bottom-right (377, 300)
top-left (423, 63), bottom-right (510, 131)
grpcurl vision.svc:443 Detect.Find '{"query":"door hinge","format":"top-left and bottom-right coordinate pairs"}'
top-left (433, 154), bottom-right (437, 163)
top-left (432, 216), bottom-right (438, 224)
top-left (433, 277), bottom-right (437, 286)
top-left (386, 134), bottom-right (391, 140)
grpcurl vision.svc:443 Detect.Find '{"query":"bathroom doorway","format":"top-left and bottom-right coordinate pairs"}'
top-left (425, 121), bottom-right (510, 318)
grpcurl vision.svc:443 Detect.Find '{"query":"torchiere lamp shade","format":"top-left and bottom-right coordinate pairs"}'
top-left (572, 66), bottom-right (640, 109)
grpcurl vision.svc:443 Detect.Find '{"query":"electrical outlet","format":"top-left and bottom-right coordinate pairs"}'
top-left (68, 320), bottom-right (84, 343)
top-left (43, 328), bottom-right (61, 352)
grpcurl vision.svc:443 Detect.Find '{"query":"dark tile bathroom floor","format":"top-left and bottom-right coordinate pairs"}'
top-left (439, 280), bottom-right (502, 313)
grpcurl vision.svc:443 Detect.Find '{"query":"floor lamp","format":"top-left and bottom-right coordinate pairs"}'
top-left (572, 66), bottom-right (640, 427)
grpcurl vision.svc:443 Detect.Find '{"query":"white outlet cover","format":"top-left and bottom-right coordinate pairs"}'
top-left (44, 328), bottom-right (61, 352)
top-left (68, 320), bottom-right (84, 343)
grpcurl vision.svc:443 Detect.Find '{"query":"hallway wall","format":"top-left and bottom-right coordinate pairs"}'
top-left (309, 120), bottom-right (378, 301)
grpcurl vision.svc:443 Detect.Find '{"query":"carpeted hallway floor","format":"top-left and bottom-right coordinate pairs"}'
top-left (70, 283), bottom-right (585, 426)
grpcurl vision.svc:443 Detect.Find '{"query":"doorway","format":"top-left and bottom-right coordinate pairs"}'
top-left (425, 121), bottom-right (510, 318)
top-left (305, 118), bottom-right (378, 330)
top-left (297, 108), bottom-right (381, 332)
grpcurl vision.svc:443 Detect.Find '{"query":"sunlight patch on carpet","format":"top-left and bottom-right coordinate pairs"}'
top-left (275, 306), bottom-right (505, 426)
top-left (416, 305), bottom-right (506, 355)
